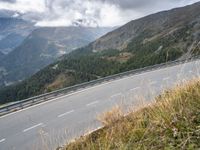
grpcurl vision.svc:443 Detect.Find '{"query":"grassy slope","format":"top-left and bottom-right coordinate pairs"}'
top-left (63, 79), bottom-right (200, 150)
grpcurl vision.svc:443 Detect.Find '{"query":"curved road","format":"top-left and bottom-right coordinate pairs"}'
top-left (0, 59), bottom-right (200, 150)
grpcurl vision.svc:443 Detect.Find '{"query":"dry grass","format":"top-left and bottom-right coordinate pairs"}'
top-left (46, 73), bottom-right (74, 92)
top-left (97, 105), bottom-right (124, 126)
top-left (104, 52), bottom-right (133, 63)
top-left (63, 78), bottom-right (200, 150)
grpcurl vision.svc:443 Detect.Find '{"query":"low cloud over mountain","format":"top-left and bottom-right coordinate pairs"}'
top-left (0, 0), bottom-right (199, 27)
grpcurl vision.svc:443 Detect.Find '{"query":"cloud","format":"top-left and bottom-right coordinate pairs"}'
top-left (98, 0), bottom-right (198, 10)
top-left (0, 0), bottom-right (16, 3)
top-left (0, 0), bottom-right (46, 13)
top-left (0, 0), bottom-right (199, 27)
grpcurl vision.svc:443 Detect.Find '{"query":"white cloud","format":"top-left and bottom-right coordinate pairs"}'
top-left (36, 0), bottom-right (125, 27)
top-left (12, 12), bottom-right (19, 17)
top-left (0, 0), bottom-right (46, 13)
top-left (0, 0), bottom-right (199, 27)
top-left (98, 5), bottom-right (143, 27)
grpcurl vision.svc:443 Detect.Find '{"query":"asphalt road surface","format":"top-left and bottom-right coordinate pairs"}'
top-left (0, 59), bottom-right (200, 150)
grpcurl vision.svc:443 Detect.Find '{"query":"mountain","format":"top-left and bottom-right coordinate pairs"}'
top-left (0, 2), bottom-right (200, 104)
top-left (0, 17), bottom-right (35, 54)
top-left (0, 10), bottom-right (19, 18)
top-left (91, 2), bottom-right (200, 52)
top-left (0, 26), bottom-right (113, 87)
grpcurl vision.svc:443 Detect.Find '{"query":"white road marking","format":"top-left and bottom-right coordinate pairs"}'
top-left (163, 77), bottom-right (170, 81)
top-left (0, 138), bottom-right (5, 143)
top-left (0, 81), bottom-right (115, 119)
top-left (110, 93), bottom-right (122, 99)
top-left (1, 60), bottom-right (198, 119)
top-left (189, 70), bottom-right (193, 73)
top-left (23, 123), bottom-right (43, 133)
top-left (58, 110), bottom-right (74, 118)
top-left (86, 101), bottom-right (99, 107)
top-left (130, 87), bottom-right (140, 91)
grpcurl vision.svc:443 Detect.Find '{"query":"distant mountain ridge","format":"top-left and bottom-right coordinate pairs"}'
top-left (0, 10), bottom-right (20, 18)
top-left (0, 26), bottom-right (113, 86)
top-left (0, 2), bottom-right (200, 104)
top-left (0, 17), bottom-right (35, 54)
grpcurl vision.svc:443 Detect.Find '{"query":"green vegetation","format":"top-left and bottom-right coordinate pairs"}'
top-left (63, 79), bottom-right (200, 150)
top-left (0, 26), bottom-right (113, 88)
top-left (0, 68), bottom-right (97, 104)
top-left (0, 25), bottom-right (197, 104)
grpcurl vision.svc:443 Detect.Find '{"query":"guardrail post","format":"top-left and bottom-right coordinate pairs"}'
top-left (32, 99), bottom-right (35, 105)
top-left (44, 96), bottom-right (47, 101)
top-left (6, 107), bottom-right (9, 111)
top-left (20, 103), bottom-right (23, 109)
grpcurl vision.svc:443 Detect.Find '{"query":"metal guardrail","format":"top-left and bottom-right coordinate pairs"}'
top-left (0, 56), bottom-right (199, 116)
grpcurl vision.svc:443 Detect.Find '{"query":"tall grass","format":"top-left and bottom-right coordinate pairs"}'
top-left (63, 78), bottom-right (200, 150)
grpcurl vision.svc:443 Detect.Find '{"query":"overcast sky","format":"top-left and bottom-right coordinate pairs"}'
top-left (0, 0), bottom-right (199, 27)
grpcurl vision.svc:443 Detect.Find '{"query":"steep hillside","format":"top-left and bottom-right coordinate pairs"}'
top-left (0, 17), bottom-right (35, 54)
top-left (0, 2), bottom-right (200, 104)
top-left (64, 79), bottom-right (200, 150)
top-left (0, 27), bottom-right (113, 87)
top-left (91, 1), bottom-right (200, 52)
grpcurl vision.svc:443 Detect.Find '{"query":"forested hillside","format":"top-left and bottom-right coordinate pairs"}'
top-left (0, 2), bottom-right (200, 104)
top-left (0, 27), bottom-right (113, 87)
